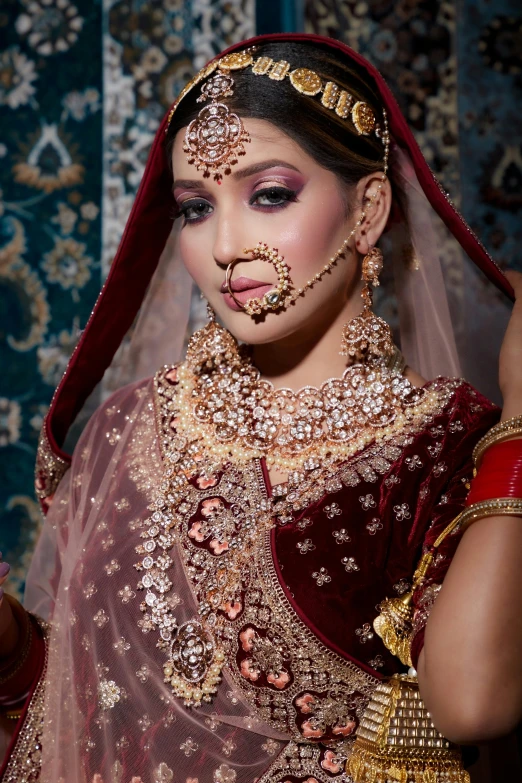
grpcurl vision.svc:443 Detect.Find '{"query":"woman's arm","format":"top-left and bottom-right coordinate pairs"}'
top-left (418, 272), bottom-right (522, 744)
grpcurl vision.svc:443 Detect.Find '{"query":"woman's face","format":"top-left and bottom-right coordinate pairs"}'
top-left (171, 118), bottom-right (363, 346)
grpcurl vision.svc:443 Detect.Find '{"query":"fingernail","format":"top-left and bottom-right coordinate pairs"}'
top-left (0, 563), bottom-right (10, 578)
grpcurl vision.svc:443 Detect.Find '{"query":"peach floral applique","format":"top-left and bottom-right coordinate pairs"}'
top-left (239, 627), bottom-right (255, 652)
top-left (188, 521), bottom-right (205, 542)
top-left (301, 721), bottom-right (323, 738)
top-left (196, 475), bottom-right (218, 489)
top-left (224, 600), bottom-right (242, 619)
top-left (332, 718), bottom-right (356, 736)
top-left (165, 368), bottom-right (178, 383)
top-left (240, 659), bottom-right (260, 682)
top-left (321, 750), bottom-right (343, 773)
top-left (295, 692), bottom-right (315, 714)
top-left (210, 538), bottom-right (229, 554)
top-left (201, 497), bottom-right (222, 516)
top-left (267, 670), bottom-right (290, 689)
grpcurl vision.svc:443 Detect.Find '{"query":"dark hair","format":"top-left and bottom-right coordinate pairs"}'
top-left (165, 40), bottom-right (386, 195)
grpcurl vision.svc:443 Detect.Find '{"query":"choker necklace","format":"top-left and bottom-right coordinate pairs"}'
top-left (173, 321), bottom-right (436, 475)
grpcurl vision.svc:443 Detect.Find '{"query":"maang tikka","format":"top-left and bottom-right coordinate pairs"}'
top-left (183, 52), bottom-right (253, 180)
top-left (340, 247), bottom-right (394, 363)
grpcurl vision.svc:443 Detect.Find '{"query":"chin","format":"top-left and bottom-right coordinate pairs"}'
top-left (216, 308), bottom-right (304, 346)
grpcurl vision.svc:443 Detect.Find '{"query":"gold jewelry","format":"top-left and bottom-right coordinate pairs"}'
top-left (472, 415), bottom-right (522, 469)
top-left (170, 50), bottom-right (388, 141)
top-left (183, 54), bottom-right (253, 180)
top-left (340, 247), bottom-right (394, 364)
top-left (457, 498), bottom-right (522, 534)
top-left (171, 50), bottom-right (390, 178)
top-left (348, 673), bottom-right (470, 783)
top-left (350, 512), bottom-right (472, 782)
top-left (181, 324), bottom-right (443, 476)
top-left (225, 243), bottom-right (292, 315)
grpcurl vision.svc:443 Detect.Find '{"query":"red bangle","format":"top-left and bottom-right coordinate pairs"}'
top-left (467, 439), bottom-right (522, 505)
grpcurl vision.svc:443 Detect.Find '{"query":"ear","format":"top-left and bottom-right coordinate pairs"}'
top-left (353, 172), bottom-right (392, 256)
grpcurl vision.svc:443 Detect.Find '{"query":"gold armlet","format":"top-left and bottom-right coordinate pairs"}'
top-left (472, 415), bottom-right (522, 469)
top-left (458, 498), bottom-right (522, 533)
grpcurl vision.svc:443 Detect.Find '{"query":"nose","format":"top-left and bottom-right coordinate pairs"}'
top-left (211, 205), bottom-right (250, 269)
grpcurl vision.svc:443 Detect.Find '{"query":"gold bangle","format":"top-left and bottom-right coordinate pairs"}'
top-left (459, 498), bottom-right (522, 534)
top-left (472, 415), bottom-right (522, 469)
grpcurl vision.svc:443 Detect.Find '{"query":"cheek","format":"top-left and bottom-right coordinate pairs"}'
top-left (274, 196), bottom-right (346, 281)
top-left (179, 230), bottom-right (208, 287)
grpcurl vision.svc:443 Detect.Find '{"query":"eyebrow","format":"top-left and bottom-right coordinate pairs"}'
top-left (172, 159), bottom-right (301, 191)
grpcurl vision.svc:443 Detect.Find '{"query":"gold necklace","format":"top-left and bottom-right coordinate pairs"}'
top-left (178, 321), bottom-right (436, 474)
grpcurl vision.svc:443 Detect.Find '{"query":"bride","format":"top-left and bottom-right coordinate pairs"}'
top-left (1, 34), bottom-right (521, 783)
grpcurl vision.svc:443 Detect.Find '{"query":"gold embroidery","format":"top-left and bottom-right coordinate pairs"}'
top-left (35, 419), bottom-right (70, 506)
top-left (135, 364), bottom-right (463, 743)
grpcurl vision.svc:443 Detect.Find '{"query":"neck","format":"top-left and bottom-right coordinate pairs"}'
top-left (251, 296), bottom-right (363, 390)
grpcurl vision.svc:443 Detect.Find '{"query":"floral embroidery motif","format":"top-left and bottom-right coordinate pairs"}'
top-left (113, 637), bottom-right (131, 655)
top-left (311, 567), bottom-right (331, 586)
top-left (262, 738), bottom-right (281, 755)
top-left (180, 737), bottom-right (199, 756)
top-left (118, 585), bottom-right (136, 603)
top-left (368, 655), bottom-right (385, 669)
top-left (393, 579), bottom-right (411, 595)
top-left (135, 664), bottom-right (150, 683)
top-left (138, 714), bottom-right (152, 732)
top-left (296, 516), bottom-right (313, 531)
top-left (324, 502), bottom-right (341, 518)
top-left (297, 538), bottom-right (316, 554)
top-left (366, 517), bottom-right (383, 535)
top-left (83, 581), bottom-right (97, 599)
top-left (427, 442), bottom-right (442, 457)
top-left (394, 503), bottom-right (411, 521)
top-left (332, 528), bottom-right (351, 544)
top-left (433, 462), bottom-right (447, 477)
top-left (448, 420), bottom-right (464, 433)
top-left (358, 494), bottom-right (376, 510)
top-left (384, 474), bottom-right (400, 487)
top-left (341, 557), bottom-right (360, 573)
top-left (104, 558), bottom-right (120, 576)
top-left (405, 454), bottom-right (423, 470)
top-left (98, 679), bottom-right (121, 710)
top-left (355, 623), bottom-right (374, 643)
top-left (205, 714), bottom-right (222, 731)
top-left (154, 762), bottom-right (174, 783)
top-left (430, 425), bottom-right (444, 438)
top-left (214, 765), bottom-right (236, 783)
top-left (221, 738), bottom-right (237, 756)
top-left (93, 609), bottom-right (109, 628)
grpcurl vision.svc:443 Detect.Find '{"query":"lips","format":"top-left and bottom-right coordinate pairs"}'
top-left (220, 276), bottom-right (272, 294)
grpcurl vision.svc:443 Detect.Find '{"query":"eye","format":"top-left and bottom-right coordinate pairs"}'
top-left (250, 186), bottom-right (298, 208)
top-left (178, 199), bottom-right (212, 223)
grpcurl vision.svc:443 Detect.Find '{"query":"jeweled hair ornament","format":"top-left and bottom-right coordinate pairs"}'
top-left (177, 50), bottom-right (388, 181)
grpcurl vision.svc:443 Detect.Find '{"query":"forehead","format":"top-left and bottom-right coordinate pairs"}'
top-left (171, 117), bottom-right (324, 178)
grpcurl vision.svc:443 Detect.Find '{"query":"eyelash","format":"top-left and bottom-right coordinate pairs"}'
top-left (177, 186), bottom-right (298, 225)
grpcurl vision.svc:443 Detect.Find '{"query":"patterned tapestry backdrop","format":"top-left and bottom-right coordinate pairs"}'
top-left (1, 0), bottom-right (521, 598)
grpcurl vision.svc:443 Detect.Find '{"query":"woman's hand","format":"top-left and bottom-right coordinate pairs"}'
top-left (0, 558), bottom-right (20, 659)
top-left (499, 271), bottom-right (522, 417)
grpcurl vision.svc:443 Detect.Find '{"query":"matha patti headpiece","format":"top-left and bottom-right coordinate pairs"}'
top-left (172, 50), bottom-right (388, 181)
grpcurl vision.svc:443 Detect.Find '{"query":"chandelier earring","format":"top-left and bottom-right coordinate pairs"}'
top-left (186, 298), bottom-right (241, 374)
top-left (340, 246), bottom-right (395, 364)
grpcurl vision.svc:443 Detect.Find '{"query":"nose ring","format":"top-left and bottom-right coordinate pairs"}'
top-left (225, 243), bottom-right (292, 316)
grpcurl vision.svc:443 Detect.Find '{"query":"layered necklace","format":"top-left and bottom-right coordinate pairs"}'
top-left (176, 319), bottom-right (433, 476)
